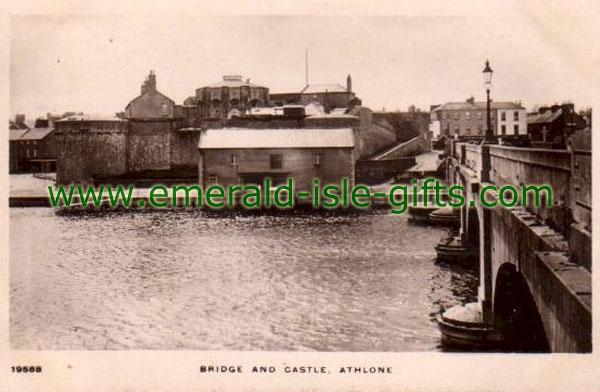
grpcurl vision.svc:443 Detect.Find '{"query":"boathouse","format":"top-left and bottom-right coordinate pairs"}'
top-left (197, 128), bottom-right (356, 192)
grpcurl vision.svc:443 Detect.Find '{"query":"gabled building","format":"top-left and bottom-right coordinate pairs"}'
top-left (527, 103), bottom-right (587, 146)
top-left (125, 71), bottom-right (175, 119)
top-left (270, 75), bottom-right (358, 112)
top-left (9, 118), bottom-right (57, 173)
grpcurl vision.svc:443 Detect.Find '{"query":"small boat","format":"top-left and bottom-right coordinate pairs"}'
top-left (428, 206), bottom-right (460, 226)
top-left (406, 191), bottom-right (443, 223)
top-left (435, 235), bottom-right (478, 262)
top-left (407, 204), bottom-right (439, 222)
top-left (436, 302), bottom-right (504, 350)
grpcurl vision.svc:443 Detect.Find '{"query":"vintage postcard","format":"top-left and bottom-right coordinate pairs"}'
top-left (1, 1), bottom-right (599, 391)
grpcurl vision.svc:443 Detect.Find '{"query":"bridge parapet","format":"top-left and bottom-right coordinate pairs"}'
top-left (464, 144), bottom-right (482, 179)
top-left (488, 146), bottom-right (572, 234)
top-left (443, 136), bottom-right (592, 352)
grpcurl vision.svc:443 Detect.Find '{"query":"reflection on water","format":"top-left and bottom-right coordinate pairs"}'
top-left (10, 208), bottom-right (477, 351)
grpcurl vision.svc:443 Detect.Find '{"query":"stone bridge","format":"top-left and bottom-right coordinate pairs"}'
top-left (445, 132), bottom-right (591, 352)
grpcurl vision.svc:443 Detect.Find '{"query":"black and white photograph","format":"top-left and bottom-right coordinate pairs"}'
top-left (2, 1), bottom-right (599, 391)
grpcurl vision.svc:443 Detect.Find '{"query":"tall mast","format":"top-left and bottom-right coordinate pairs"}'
top-left (305, 48), bottom-right (309, 86)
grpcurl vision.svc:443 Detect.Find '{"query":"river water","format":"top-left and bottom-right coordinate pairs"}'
top-left (10, 208), bottom-right (477, 351)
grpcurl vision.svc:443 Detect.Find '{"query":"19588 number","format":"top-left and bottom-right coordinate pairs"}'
top-left (11, 366), bottom-right (42, 373)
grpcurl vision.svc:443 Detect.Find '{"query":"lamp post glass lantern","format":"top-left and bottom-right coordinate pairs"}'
top-left (483, 60), bottom-right (494, 139)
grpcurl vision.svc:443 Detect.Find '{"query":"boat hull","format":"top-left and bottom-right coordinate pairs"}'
top-left (435, 236), bottom-right (478, 262)
top-left (436, 314), bottom-right (504, 350)
top-left (436, 303), bottom-right (504, 350)
top-left (428, 207), bottom-right (460, 227)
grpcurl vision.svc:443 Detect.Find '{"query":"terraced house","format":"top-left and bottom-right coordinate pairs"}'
top-left (431, 97), bottom-right (526, 137)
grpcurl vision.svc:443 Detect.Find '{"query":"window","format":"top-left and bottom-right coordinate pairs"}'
top-left (208, 175), bottom-right (218, 186)
top-left (443, 112), bottom-right (448, 120)
top-left (514, 111), bottom-right (519, 121)
top-left (230, 154), bottom-right (238, 166)
top-left (490, 111), bottom-right (495, 120)
top-left (477, 124), bottom-right (483, 134)
top-left (313, 152), bottom-right (323, 166)
top-left (465, 125), bottom-right (471, 135)
top-left (501, 125), bottom-right (506, 135)
top-left (453, 112), bottom-right (460, 121)
top-left (268, 177), bottom-right (286, 187)
top-left (501, 111), bottom-right (506, 121)
top-left (162, 103), bottom-right (169, 116)
top-left (454, 125), bottom-right (460, 135)
top-left (33, 149), bottom-right (37, 158)
top-left (465, 111), bottom-right (471, 120)
top-left (210, 88), bottom-right (221, 101)
top-left (514, 124), bottom-right (519, 135)
top-left (477, 111), bottom-right (483, 120)
top-left (270, 154), bottom-right (283, 169)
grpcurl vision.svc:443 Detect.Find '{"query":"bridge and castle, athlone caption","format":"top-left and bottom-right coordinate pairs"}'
top-left (9, 59), bottom-right (591, 353)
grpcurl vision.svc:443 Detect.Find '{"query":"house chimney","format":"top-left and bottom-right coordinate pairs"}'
top-left (346, 74), bottom-right (352, 93)
top-left (562, 103), bottom-right (574, 113)
top-left (15, 114), bottom-right (25, 126)
top-left (146, 70), bottom-right (157, 92)
top-left (466, 96), bottom-right (475, 104)
top-left (34, 118), bottom-right (49, 128)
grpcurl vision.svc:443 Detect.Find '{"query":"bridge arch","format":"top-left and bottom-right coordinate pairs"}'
top-left (493, 263), bottom-right (550, 352)
top-left (466, 207), bottom-right (479, 249)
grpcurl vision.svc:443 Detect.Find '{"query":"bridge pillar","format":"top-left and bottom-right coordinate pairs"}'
top-left (480, 144), bottom-right (491, 182)
top-left (478, 206), bottom-right (494, 325)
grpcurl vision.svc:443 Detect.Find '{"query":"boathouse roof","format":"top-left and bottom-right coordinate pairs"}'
top-left (198, 128), bottom-right (355, 149)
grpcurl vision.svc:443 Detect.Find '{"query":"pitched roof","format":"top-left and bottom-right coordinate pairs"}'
top-left (432, 101), bottom-right (525, 111)
top-left (301, 83), bottom-right (348, 94)
top-left (198, 128), bottom-right (355, 149)
top-left (20, 127), bottom-right (54, 140)
top-left (125, 90), bottom-right (175, 109)
top-left (527, 109), bottom-right (563, 124)
top-left (9, 121), bottom-right (29, 130)
top-left (9, 128), bottom-right (30, 141)
top-left (57, 114), bottom-right (126, 122)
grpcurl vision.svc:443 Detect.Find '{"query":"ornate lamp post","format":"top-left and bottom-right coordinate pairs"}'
top-left (482, 60), bottom-right (494, 141)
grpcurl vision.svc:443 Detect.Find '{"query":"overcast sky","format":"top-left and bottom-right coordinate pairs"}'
top-left (10, 12), bottom-right (595, 119)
